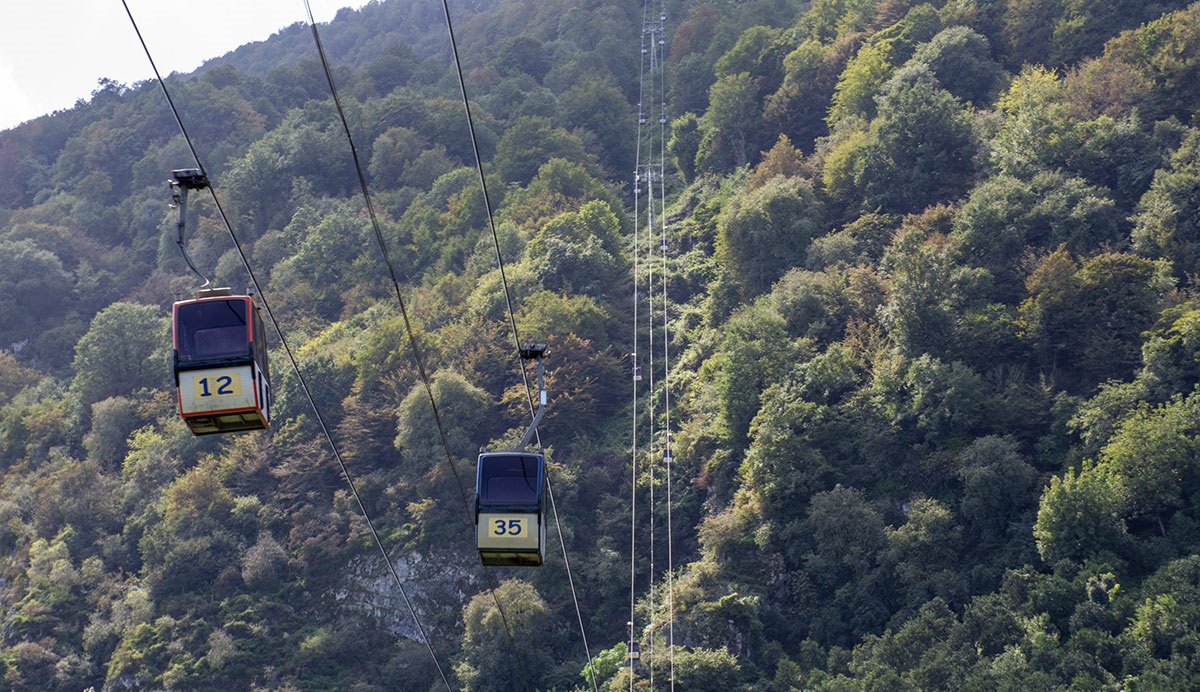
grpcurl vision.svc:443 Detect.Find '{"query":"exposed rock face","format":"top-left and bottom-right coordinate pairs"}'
top-left (336, 547), bottom-right (477, 641)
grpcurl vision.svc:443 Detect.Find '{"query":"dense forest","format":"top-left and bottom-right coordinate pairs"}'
top-left (4, 0), bottom-right (1200, 688)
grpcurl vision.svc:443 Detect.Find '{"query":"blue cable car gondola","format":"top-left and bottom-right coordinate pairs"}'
top-left (476, 345), bottom-right (548, 566)
top-left (173, 288), bottom-right (271, 435)
top-left (475, 451), bottom-right (545, 566)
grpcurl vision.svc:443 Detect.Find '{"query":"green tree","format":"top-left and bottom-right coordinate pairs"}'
top-left (395, 370), bottom-right (492, 468)
top-left (1019, 251), bottom-right (1169, 388)
top-left (0, 350), bottom-right (39, 404)
top-left (1079, 3), bottom-right (1200, 123)
top-left (368, 126), bottom-right (428, 188)
top-left (456, 579), bottom-right (555, 692)
top-left (658, 646), bottom-right (745, 691)
top-left (716, 175), bottom-right (825, 299)
top-left (668, 113), bottom-right (702, 181)
top-left (1140, 304), bottom-right (1200, 399)
top-left (524, 200), bottom-right (626, 298)
top-left (957, 436), bottom-right (1039, 545)
top-left (910, 26), bottom-right (1003, 106)
top-left (497, 35), bottom-right (549, 82)
top-left (828, 42), bottom-right (895, 128)
top-left (1034, 466), bottom-right (1128, 563)
top-left (500, 157), bottom-right (624, 237)
top-left (493, 117), bottom-right (594, 186)
top-left (884, 498), bottom-right (966, 613)
top-left (878, 214), bottom-right (990, 359)
top-left (743, 385), bottom-right (836, 533)
top-left (83, 396), bottom-right (143, 467)
top-left (1132, 129), bottom-right (1200, 276)
top-left (697, 72), bottom-right (761, 172)
top-left (701, 300), bottom-right (796, 457)
top-left (222, 105), bottom-right (354, 234)
top-left (0, 239), bottom-right (74, 353)
top-left (1000, 0), bottom-right (1059, 67)
top-left (555, 77), bottom-right (633, 174)
top-left (484, 74), bottom-right (555, 123)
top-left (71, 302), bottom-right (169, 408)
top-left (953, 171), bottom-right (1121, 297)
top-left (715, 26), bottom-right (782, 81)
top-left (854, 63), bottom-right (978, 214)
top-left (764, 36), bottom-right (852, 153)
top-left (515, 291), bottom-right (612, 346)
top-left (802, 484), bottom-right (892, 643)
top-left (991, 66), bottom-right (1079, 178)
top-left (1094, 393), bottom-right (1200, 530)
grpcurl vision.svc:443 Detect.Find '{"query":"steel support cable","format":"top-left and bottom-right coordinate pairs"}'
top-left (657, 36), bottom-right (677, 690)
top-left (630, 3), bottom-right (677, 684)
top-left (121, 3), bottom-right (452, 689)
top-left (629, 2), bottom-right (650, 686)
top-left (651, 4), bottom-right (677, 685)
top-left (642, 59), bottom-right (659, 677)
top-left (630, 0), bottom-right (668, 685)
top-left (297, 3), bottom-right (469, 517)
top-left (646, 20), bottom-right (667, 687)
top-left (436, 2), bottom-right (598, 689)
top-left (297, 4), bottom-right (543, 691)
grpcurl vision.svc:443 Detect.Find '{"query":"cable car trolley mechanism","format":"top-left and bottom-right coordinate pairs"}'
top-left (168, 169), bottom-right (272, 435)
top-left (475, 344), bottom-right (549, 566)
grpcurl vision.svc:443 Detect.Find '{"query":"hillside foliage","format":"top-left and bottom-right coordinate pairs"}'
top-left (4, 0), bottom-right (1200, 689)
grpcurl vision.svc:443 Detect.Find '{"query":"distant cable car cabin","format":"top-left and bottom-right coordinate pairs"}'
top-left (476, 345), bottom-right (548, 566)
top-left (173, 288), bottom-right (271, 435)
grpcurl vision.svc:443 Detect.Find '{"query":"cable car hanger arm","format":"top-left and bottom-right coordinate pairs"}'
top-left (517, 344), bottom-right (547, 451)
top-left (170, 168), bottom-right (212, 290)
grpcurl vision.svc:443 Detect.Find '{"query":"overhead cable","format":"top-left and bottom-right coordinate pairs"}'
top-left (121, 2), bottom-right (452, 689)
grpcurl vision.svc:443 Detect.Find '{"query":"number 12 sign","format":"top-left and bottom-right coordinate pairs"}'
top-left (179, 365), bottom-right (258, 415)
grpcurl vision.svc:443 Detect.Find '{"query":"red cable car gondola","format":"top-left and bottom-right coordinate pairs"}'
top-left (173, 288), bottom-right (271, 435)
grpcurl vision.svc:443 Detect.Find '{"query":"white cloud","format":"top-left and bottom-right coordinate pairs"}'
top-left (0, 60), bottom-right (42, 130)
top-left (0, 1), bottom-right (369, 132)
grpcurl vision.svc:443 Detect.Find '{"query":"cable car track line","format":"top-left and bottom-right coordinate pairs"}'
top-left (123, 3), bottom-right (453, 689)
top-left (436, 2), bottom-right (600, 689)
top-left (305, 2), bottom-right (595, 689)
top-left (628, 0), bottom-right (677, 685)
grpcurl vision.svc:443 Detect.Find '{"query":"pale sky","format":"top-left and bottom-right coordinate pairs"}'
top-left (0, 0), bottom-right (371, 131)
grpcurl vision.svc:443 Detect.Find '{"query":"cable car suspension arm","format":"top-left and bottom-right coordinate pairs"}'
top-left (517, 344), bottom-right (547, 451)
top-left (170, 168), bottom-right (212, 289)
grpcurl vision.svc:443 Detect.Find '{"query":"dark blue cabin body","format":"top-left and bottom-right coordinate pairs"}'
top-left (475, 452), bottom-right (546, 566)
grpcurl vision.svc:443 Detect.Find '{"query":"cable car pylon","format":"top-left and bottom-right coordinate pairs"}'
top-left (475, 344), bottom-right (549, 566)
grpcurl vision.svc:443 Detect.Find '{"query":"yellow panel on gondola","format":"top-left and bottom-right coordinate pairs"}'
top-left (476, 511), bottom-right (545, 566)
top-left (180, 365), bottom-right (253, 413)
top-left (173, 291), bottom-right (272, 435)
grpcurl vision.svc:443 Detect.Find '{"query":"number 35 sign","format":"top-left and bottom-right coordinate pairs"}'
top-left (477, 512), bottom-right (538, 551)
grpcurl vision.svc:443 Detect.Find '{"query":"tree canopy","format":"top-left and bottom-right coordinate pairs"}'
top-left (6, 0), bottom-right (1200, 688)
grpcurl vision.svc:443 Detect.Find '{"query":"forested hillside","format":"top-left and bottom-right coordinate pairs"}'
top-left (4, 0), bottom-right (1200, 689)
